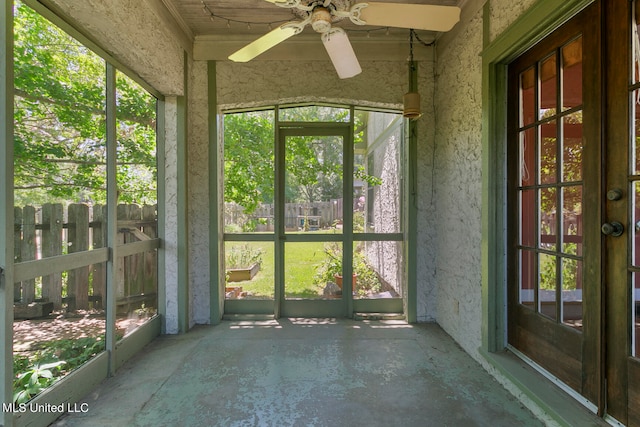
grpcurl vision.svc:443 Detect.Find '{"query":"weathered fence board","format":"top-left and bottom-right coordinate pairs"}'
top-left (13, 203), bottom-right (158, 315)
top-left (42, 203), bottom-right (63, 309)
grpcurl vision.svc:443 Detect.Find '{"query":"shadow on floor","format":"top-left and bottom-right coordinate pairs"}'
top-left (51, 319), bottom-right (544, 427)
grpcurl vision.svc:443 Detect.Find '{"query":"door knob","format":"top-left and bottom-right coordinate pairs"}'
top-left (607, 188), bottom-right (623, 201)
top-left (601, 221), bottom-right (624, 237)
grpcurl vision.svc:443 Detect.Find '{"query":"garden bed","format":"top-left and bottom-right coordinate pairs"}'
top-left (227, 262), bottom-right (260, 282)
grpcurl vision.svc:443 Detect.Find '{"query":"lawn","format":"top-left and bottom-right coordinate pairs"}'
top-left (225, 241), bottom-right (330, 299)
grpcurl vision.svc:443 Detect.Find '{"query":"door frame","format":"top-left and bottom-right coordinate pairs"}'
top-left (505, 1), bottom-right (603, 408)
top-left (222, 106), bottom-right (406, 319)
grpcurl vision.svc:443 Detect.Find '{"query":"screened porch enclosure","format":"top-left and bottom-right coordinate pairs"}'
top-left (222, 106), bottom-right (406, 317)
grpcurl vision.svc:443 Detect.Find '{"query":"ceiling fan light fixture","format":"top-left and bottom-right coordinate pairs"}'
top-left (321, 28), bottom-right (362, 79)
top-left (311, 7), bottom-right (333, 33)
top-left (403, 92), bottom-right (421, 119)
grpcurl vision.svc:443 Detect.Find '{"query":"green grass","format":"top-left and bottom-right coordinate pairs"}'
top-left (225, 241), bottom-right (328, 299)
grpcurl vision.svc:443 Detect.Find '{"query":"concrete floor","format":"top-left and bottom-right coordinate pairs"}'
top-left (51, 319), bottom-right (546, 427)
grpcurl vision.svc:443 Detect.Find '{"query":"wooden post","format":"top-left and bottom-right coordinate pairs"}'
top-left (128, 204), bottom-right (143, 301)
top-left (13, 207), bottom-right (21, 302)
top-left (116, 204), bottom-right (127, 302)
top-left (67, 203), bottom-right (89, 311)
top-left (20, 206), bottom-right (35, 302)
top-left (143, 204), bottom-right (158, 300)
top-left (42, 203), bottom-right (63, 309)
top-left (91, 204), bottom-right (106, 309)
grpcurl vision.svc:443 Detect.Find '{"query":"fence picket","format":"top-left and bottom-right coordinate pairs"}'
top-left (41, 203), bottom-right (63, 309)
top-left (67, 204), bottom-right (90, 310)
top-left (12, 203), bottom-right (157, 315)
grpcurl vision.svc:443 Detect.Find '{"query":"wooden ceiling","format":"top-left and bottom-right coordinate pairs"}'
top-left (164, 0), bottom-right (461, 41)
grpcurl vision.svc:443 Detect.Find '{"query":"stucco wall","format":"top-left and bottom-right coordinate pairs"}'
top-left (188, 60), bottom-right (211, 326)
top-left (45, 0), bottom-right (185, 96)
top-left (431, 0), bottom-right (541, 357)
top-left (216, 60), bottom-right (408, 110)
top-left (432, 7), bottom-right (484, 354)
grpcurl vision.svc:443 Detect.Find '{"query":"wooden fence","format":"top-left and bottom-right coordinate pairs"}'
top-left (225, 200), bottom-right (344, 231)
top-left (13, 203), bottom-right (158, 313)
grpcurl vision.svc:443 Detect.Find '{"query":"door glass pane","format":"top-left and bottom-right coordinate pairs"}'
top-left (520, 249), bottom-right (535, 308)
top-left (223, 111), bottom-right (275, 234)
top-left (633, 181), bottom-right (640, 268)
top-left (285, 135), bottom-right (343, 234)
top-left (562, 185), bottom-right (582, 255)
top-left (354, 110), bottom-right (403, 233)
top-left (539, 187), bottom-right (557, 250)
top-left (539, 53), bottom-right (557, 119)
top-left (562, 112), bottom-right (583, 182)
top-left (540, 120), bottom-right (557, 184)
top-left (520, 66), bottom-right (536, 127)
top-left (633, 89), bottom-right (640, 174)
top-left (539, 253), bottom-right (557, 320)
top-left (287, 242), bottom-right (341, 300)
top-left (225, 242), bottom-right (274, 300)
top-left (520, 189), bottom-right (535, 247)
top-left (520, 128), bottom-right (535, 186)
top-left (562, 37), bottom-right (583, 111)
top-left (353, 241), bottom-right (403, 300)
top-left (562, 258), bottom-right (582, 329)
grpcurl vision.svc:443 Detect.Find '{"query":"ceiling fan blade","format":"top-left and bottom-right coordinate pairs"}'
top-left (357, 2), bottom-right (460, 32)
top-left (228, 24), bottom-right (299, 62)
top-left (321, 28), bottom-right (362, 79)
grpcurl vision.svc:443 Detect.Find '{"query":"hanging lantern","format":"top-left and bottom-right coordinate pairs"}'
top-left (403, 91), bottom-right (421, 119)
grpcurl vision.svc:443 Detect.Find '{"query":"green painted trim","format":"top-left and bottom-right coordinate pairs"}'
top-left (156, 99), bottom-right (167, 333)
top-left (114, 316), bottom-right (161, 370)
top-left (481, 0), bottom-right (593, 63)
top-left (177, 52), bottom-right (189, 333)
top-left (483, 0), bottom-right (491, 50)
top-left (480, 348), bottom-right (604, 426)
top-left (105, 63), bottom-right (117, 375)
top-left (344, 106), bottom-right (355, 317)
top-left (480, 0), bottom-right (594, 351)
top-left (0, 0), bottom-right (13, 423)
top-left (406, 62), bottom-right (418, 324)
top-left (208, 61), bottom-right (222, 325)
top-left (224, 300), bottom-right (275, 315)
top-left (353, 298), bottom-right (403, 314)
top-left (13, 352), bottom-right (109, 427)
top-left (274, 107), bottom-right (283, 318)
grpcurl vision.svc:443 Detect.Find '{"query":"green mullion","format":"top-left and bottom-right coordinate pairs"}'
top-left (0, 0), bottom-right (12, 423)
top-left (156, 99), bottom-right (167, 331)
top-left (208, 60), bottom-right (221, 325)
top-left (274, 106), bottom-right (283, 318)
top-left (343, 106), bottom-right (355, 317)
top-left (406, 60), bottom-right (418, 323)
top-left (105, 63), bottom-right (117, 376)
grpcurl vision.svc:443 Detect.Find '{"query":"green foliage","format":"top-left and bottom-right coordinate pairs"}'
top-left (225, 244), bottom-right (263, 269)
top-left (223, 111), bottom-right (275, 213)
top-left (13, 336), bottom-right (105, 404)
top-left (14, 1), bottom-right (157, 205)
top-left (539, 245), bottom-right (579, 291)
top-left (13, 361), bottom-right (66, 405)
top-left (313, 241), bottom-right (382, 296)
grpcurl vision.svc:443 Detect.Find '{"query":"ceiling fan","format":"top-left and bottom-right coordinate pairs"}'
top-left (228, 0), bottom-right (461, 79)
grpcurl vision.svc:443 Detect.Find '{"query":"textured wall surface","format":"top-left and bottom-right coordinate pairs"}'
top-left (46, 0), bottom-right (185, 96)
top-left (217, 60), bottom-right (408, 110)
top-left (188, 60), bottom-right (211, 326)
top-left (432, 7), bottom-right (485, 355)
top-left (489, 0), bottom-right (538, 41)
top-left (163, 98), bottom-right (180, 334)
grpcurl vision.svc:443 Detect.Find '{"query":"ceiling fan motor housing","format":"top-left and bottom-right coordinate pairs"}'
top-left (311, 7), bottom-right (333, 33)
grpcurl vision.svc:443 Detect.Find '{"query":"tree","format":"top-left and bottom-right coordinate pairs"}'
top-left (13, 1), bottom-right (157, 206)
